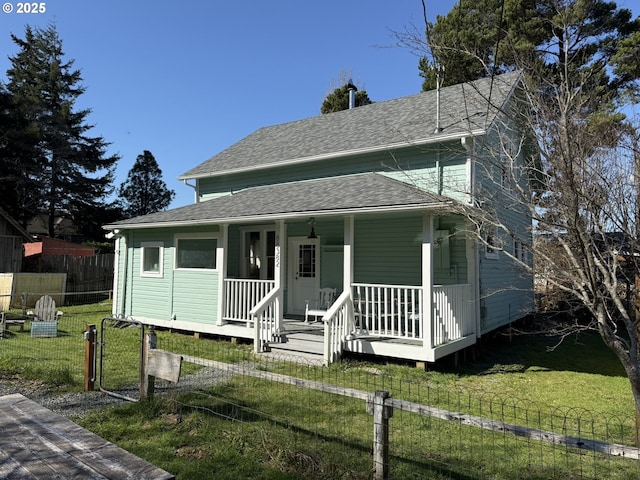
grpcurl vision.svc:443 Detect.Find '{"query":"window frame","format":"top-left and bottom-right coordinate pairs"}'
top-left (174, 233), bottom-right (220, 271)
top-left (140, 242), bottom-right (164, 278)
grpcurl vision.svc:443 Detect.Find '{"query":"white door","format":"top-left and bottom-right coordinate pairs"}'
top-left (288, 237), bottom-right (320, 314)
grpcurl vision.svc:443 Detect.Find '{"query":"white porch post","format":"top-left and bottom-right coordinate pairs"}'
top-left (216, 224), bottom-right (228, 326)
top-left (422, 213), bottom-right (434, 351)
top-left (343, 215), bottom-right (354, 293)
top-left (275, 220), bottom-right (286, 329)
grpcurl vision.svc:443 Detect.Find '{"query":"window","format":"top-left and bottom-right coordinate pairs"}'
top-left (242, 228), bottom-right (276, 280)
top-left (176, 237), bottom-right (217, 269)
top-left (514, 238), bottom-right (529, 265)
top-left (298, 244), bottom-right (316, 278)
top-left (485, 228), bottom-right (499, 259)
top-left (141, 242), bottom-right (163, 277)
top-left (499, 138), bottom-right (518, 196)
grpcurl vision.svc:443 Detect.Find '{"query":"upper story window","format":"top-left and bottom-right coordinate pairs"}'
top-left (485, 227), bottom-right (499, 260)
top-left (175, 236), bottom-right (218, 270)
top-left (513, 238), bottom-right (530, 265)
top-left (141, 242), bottom-right (164, 278)
top-left (499, 137), bottom-right (519, 196)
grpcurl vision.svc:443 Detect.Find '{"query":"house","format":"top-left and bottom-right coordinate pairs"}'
top-left (104, 72), bottom-right (535, 365)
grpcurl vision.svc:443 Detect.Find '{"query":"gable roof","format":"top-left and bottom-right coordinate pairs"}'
top-left (105, 173), bottom-right (453, 230)
top-left (180, 71), bottom-right (522, 180)
top-left (0, 207), bottom-right (33, 242)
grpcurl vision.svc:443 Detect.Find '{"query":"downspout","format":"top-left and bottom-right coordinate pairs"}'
top-left (183, 179), bottom-right (199, 203)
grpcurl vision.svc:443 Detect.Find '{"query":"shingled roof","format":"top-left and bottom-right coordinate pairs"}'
top-left (105, 173), bottom-right (453, 229)
top-left (180, 71), bottom-right (522, 180)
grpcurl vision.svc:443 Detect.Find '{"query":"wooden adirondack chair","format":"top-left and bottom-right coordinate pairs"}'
top-left (28, 295), bottom-right (63, 337)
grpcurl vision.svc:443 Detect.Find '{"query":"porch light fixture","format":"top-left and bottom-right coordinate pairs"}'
top-left (307, 218), bottom-right (317, 239)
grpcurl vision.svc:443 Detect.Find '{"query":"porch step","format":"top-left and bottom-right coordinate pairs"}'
top-left (263, 326), bottom-right (325, 363)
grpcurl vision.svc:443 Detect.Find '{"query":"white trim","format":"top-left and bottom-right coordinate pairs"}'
top-left (217, 225), bottom-right (228, 326)
top-left (140, 242), bottom-right (164, 278)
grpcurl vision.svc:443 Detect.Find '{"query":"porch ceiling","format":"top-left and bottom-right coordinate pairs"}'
top-left (105, 173), bottom-right (454, 229)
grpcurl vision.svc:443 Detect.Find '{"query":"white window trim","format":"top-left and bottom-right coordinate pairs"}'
top-left (174, 232), bottom-right (220, 271)
top-left (141, 242), bottom-right (164, 278)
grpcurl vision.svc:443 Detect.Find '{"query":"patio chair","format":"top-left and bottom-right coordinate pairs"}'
top-left (305, 288), bottom-right (336, 323)
top-left (0, 310), bottom-right (26, 337)
top-left (27, 295), bottom-right (63, 337)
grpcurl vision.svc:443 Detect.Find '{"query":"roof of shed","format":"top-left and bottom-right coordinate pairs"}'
top-left (106, 173), bottom-right (453, 229)
top-left (180, 71), bottom-right (522, 180)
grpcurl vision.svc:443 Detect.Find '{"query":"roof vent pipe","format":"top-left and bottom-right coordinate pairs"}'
top-left (347, 80), bottom-right (358, 109)
top-left (434, 65), bottom-right (444, 133)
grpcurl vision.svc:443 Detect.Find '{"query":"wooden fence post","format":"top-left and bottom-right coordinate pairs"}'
top-left (141, 328), bottom-right (157, 401)
top-left (83, 324), bottom-right (97, 391)
top-left (367, 390), bottom-right (393, 480)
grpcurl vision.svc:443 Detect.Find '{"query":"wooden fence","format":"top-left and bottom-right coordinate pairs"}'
top-left (0, 236), bottom-right (24, 273)
top-left (24, 254), bottom-right (114, 293)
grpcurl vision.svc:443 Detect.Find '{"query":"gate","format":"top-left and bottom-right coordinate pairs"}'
top-left (97, 316), bottom-right (146, 402)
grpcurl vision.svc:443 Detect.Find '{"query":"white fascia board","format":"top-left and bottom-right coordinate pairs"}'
top-left (178, 130), bottom-right (485, 181)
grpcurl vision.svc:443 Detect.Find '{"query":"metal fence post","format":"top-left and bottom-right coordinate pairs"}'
top-left (367, 390), bottom-right (393, 480)
top-left (141, 328), bottom-right (157, 400)
top-left (83, 324), bottom-right (97, 391)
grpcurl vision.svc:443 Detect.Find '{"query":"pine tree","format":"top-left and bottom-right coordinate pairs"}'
top-left (4, 25), bottom-right (119, 237)
top-left (119, 150), bottom-right (175, 218)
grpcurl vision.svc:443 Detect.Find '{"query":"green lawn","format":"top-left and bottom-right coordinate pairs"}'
top-left (2, 304), bottom-right (638, 479)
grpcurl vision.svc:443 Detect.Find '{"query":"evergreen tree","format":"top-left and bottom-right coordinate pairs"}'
top-left (321, 83), bottom-right (373, 114)
top-left (419, 0), bottom-right (639, 107)
top-left (119, 150), bottom-right (175, 218)
top-left (0, 85), bottom-right (40, 227)
top-left (4, 25), bottom-right (119, 237)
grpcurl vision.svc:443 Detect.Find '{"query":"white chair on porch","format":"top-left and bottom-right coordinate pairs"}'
top-left (305, 288), bottom-right (336, 323)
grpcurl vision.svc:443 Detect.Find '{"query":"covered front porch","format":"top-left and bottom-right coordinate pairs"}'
top-left (219, 213), bottom-right (479, 365)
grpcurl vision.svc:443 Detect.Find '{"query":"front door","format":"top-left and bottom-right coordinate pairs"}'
top-left (288, 236), bottom-right (320, 314)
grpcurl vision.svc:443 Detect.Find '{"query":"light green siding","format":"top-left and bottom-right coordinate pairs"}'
top-left (171, 270), bottom-right (218, 324)
top-left (473, 117), bottom-right (535, 333)
top-left (354, 214), bottom-right (422, 285)
top-left (121, 227), bottom-right (222, 324)
top-left (197, 145), bottom-right (446, 201)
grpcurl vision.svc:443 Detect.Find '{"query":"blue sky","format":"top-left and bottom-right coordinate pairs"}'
top-left (1, 1), bottom-right (638, 209)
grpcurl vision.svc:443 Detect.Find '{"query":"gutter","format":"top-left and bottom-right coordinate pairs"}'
top-left (103, 201), bottom-right (455, 231)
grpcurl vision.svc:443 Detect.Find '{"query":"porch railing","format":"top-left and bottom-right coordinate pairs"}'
top-left (432, 284), bottom-right (475, 348)
top-left (251, 286), bottom-right (280, 353)
top-left (224, 278), bottom-right (275, 325)
top-left (352, 284), bottom-right (423, 340)
top-left (352, 283), bottom-right (476, 347)
top-left (322, 290), bottom-right (354, 365)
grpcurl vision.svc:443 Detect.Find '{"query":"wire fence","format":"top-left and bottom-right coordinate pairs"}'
top-left (1, 298), bottom-right (639, 479)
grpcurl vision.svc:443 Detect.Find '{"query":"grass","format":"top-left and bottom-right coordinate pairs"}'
top-left (2, 304), bottom-right (639, 478)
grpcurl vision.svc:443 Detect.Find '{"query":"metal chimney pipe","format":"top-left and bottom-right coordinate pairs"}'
top-left (347, 81), bottom-right (358, 109)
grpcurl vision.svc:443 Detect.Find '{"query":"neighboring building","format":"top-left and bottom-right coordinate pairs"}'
top-left (0, 207), bottom-right (33, 272)
top-left (105, 72), bottom-right (535, 365)
top-left (23, 237), bottom-right (95, 259)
